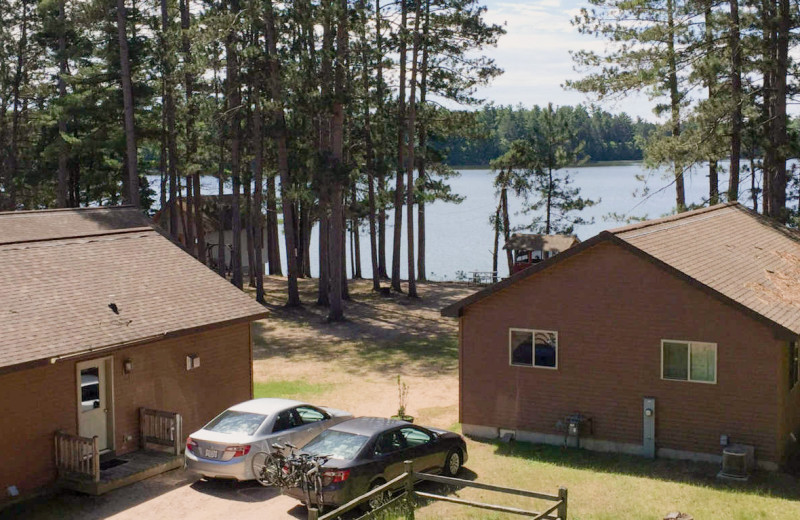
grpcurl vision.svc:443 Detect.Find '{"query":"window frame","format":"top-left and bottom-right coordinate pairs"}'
top-left (508, 328), bottom-right (559, 370)
top-left (660, 339), bottom-right (717, 384)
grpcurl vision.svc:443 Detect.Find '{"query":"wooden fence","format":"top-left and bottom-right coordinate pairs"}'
top-left (54, 431), bottom-right (99, 482)
top-left (139, 408), bottom-right (183, 455)
top-left (310, 460), bottom-right (568, 520)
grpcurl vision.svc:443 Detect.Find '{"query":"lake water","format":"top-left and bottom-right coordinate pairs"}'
top-left (147, 161), bottom-right (743, 280)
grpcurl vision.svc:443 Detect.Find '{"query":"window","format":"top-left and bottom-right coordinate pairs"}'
top-left (510, 329), bottom-right (558, 369)
top-left (790, 341), bottom-right (799, 390)
top-left (272, 409), bottom-right (301, 433)
top-left (400, 427), bottom-right (432, 447)
top-left (661, 340), bottom-right (716, 384)
top-left (374, 431), bottom-right (405, 455)
top-left (297, 406), bottom-right (328, 424)
top-left (204, 411), bottom-right (268, 435)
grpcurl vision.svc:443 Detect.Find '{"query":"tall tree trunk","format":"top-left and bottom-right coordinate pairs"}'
top-left (769, 0), bottom-right (789, 221)
top-left (391, 0), bottom-right (407, 293)
top-left (214, 57), bottom-right (226, 277)
top-left (265, 0), bottom-right (301, 306)
top-left (705, 1), bottom-right (718, 205)
top-left (186, 174), bottom-right (195, 251)
top-left (253, 98), bottom-right (265, 303)
top-left (351, 183), bottom-right (362, 279)
top-left (728, 0), bottom-right (742, 202)
top-left (118, 0), bottom-right (138, 206)
top-left (318, 201), bottom-right (330, 306)
top-left (501, 179), bottom-right (512, 275)
top-left (245, 176), bottom-right (256, 287)
top-left (266, 173), bottom-right (281, 274)
top-left (56, 0), bottom-right (69, 208)
top-left (327, 0), bottom-right (348, 322)
top-left (375, 0), bottom-right (388, 279)
top-left (492, 201), bottom-right (501, 283)
top-left (161, 0), bottom-right (178, 235)
top-left (416, 0), bottom-right (430, 281)
top-left (227, 0), bottom-right (243, 289)
top-left (360, 0), bottom-right (380, 290)
top-left (666, 0), bottom-right (685, 211)
top-left (760, 0), bottom-right (775, 216)
top-left (405, 0), bottom-right (420, 298)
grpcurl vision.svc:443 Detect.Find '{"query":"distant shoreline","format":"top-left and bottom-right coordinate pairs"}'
top-left (449, 160), bottom-right (643, 170)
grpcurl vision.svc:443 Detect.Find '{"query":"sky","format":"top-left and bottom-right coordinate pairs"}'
top-left (468, 0), bottom-right (660, 121)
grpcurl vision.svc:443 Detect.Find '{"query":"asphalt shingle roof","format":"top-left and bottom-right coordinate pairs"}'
top-left (612, 202), bottom-right (800, 335)
top-left (0, 207), bottom-right (268, 370)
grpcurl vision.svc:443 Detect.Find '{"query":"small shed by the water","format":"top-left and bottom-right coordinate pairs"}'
top-left (504, 233), bottom-right (580, 273)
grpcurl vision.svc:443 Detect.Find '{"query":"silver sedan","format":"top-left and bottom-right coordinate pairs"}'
top-left (185, 398), bottom-right (353, 481)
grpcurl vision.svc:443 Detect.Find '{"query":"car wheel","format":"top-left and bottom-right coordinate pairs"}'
top-left (361, 479), bottom-right (389, 513)
top-left (443, 449), bottom-right (462, 477)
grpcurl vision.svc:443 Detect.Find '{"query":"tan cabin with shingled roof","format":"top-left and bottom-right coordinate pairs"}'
top-left (0, 206), bottom-right (268, 503)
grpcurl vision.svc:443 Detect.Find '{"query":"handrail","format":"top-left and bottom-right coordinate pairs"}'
top-left (140, 408), bottom-right (182, 455)
top-left (311, 460), bottom-right (568, 520)
top-left (54, 431), bottom-right (99, 482)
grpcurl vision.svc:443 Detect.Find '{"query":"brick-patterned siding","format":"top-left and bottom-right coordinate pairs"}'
top-left (0, 322), bottom-right (253, 499)
top-left (461, 241), bottom-right (783, 463)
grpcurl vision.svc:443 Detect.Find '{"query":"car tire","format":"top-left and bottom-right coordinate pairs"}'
top-left (443, 448), bottom-right (462, 477)
top-left (360, 478), bottom-right (389, 513)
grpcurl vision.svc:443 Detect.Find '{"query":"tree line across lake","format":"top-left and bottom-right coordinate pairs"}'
top-left (437, 104), bottom-right (657, 166)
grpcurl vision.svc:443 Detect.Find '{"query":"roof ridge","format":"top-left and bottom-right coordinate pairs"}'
top-left (0, 227), bottom-right (155, 247)
top-left (0, 205), bottom-right (136, 217)
top-left (609, 202), bottom-right (738, 235)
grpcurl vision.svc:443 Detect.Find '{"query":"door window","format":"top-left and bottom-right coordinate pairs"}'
top-left (272, 409), bottom-right (301, 433)
top-left (80, 367), bottom-right (100, 412)
top-left (400, 427), bottom-right (432, 448)
top-left (374, 431), bottom-right (405, 455)
top-left (296, 406), bottom-right (328, 424)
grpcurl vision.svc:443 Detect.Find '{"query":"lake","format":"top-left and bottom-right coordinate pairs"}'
top-left (147, 161), bottom-right (741, 280)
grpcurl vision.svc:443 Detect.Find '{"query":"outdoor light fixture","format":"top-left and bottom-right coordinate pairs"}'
top-left (123, 359), bottom-right (133, 374)
top-left (186, 354), bottom-right (200, 371)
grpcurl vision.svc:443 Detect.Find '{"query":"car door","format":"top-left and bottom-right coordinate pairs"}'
top-left (372, 429), bottom-right (407, 486)
top-left (398, 426), bottom-right (440, 473)
top-left (269, 408), bottom-right (304, 448)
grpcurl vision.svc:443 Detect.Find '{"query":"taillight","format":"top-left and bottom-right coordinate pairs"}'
top-left (322, 469), bottom-right (350, 485)
top-left (225, 445), bottom-right (251, 457)
top-left (186, 437), bottom-right (198, 453)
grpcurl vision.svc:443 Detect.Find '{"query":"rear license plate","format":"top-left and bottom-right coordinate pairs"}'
top-left (205, 449), bottom-right (218, 458)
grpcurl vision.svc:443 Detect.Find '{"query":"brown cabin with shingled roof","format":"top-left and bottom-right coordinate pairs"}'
top-left (0, 206), bottom-right (268, 503)
top-left (504, 233), bottom-right (580, 274)
top-left (443, 203), bottom-right (800, 470)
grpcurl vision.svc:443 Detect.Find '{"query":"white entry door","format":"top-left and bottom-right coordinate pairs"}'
top-left (77, 358), bottom-right (113, 451)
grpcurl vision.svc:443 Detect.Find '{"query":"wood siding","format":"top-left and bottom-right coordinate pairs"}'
top-left (460, 241), bottom-right (783, 463)
top-left (0, 322), bottom-right (253, 499)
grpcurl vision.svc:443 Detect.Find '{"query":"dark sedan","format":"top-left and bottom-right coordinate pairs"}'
top-left (285, 417), bottom-right (468, 511)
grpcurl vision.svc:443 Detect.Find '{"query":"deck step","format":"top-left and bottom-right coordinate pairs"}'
top-left (58, 450), bottom-right (183, 496)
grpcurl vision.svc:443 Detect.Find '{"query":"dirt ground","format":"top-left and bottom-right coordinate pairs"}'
top-left (2, 277), bottom-right (473, 520)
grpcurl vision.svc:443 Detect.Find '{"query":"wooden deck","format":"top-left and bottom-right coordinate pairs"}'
top-left (58, 449), bottom-right (183, 495)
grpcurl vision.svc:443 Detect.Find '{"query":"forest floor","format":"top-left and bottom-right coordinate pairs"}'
top-left (7, 277), bottom-right (800, 520)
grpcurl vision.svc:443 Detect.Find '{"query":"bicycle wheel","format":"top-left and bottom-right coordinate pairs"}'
top-left (251, 451), bottom-right (281, 487)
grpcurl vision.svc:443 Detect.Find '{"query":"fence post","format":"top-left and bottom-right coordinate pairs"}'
top-left (557, 487), bottom-right (568, 519)
top-left (308, 508), bottom-right (319, 520)
top-left (139, 408), bottom-right (145, 449)
top-left (92, 436), bottom-right (100, 482)
top-left (404, 460), bottom-right (415, 520)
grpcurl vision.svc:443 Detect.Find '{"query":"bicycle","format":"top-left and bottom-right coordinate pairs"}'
top-left (251, 442), bottom-right (299, 488)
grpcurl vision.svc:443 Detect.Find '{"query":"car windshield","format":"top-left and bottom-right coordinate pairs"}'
top-left (303, 430), bottom-right (369, 460)
top-left (204, 410), bottom-right (267, 436)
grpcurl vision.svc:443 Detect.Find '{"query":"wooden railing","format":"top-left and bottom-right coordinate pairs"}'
top-left (54, 431), bottom-right (99, 482)
top-left (140, 408), bottom-right (183, 455)
top-left (311, 460), bottom-right (568, 520)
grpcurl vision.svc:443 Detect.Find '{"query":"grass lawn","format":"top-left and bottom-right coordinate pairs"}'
top-left (252, 277), bottom-right (800, 520)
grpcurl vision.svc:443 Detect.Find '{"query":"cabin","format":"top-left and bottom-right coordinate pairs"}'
top-left (443, 203), bottom-right (800, 470)
top-left (504, 234), bottom-right (580, 273)
top-left (153, 195), bottom-right (272, 275)
top-left (0, 206), bottom-right (268, 503)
